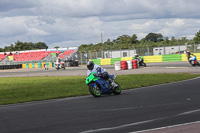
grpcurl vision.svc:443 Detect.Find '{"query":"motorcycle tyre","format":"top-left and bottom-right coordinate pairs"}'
top-left (143, 63), bottom-right (147, 67)
top-left (89, 83), bottom-right (101, 97)
top-left (112, 82), bottom-right (121, 95)
top-left (196, 61), bottom-right (200, 66)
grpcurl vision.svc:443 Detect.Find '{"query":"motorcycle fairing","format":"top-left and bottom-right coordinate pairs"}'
top-left (189, 56), bottom-right (197, 61)
top-left (94, 78), bottom-right (111, 94)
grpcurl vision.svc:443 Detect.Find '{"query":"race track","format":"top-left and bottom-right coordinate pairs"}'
top-left (0, 61), bottom-right (200, 133)
top-left (0, 61), bottom-right (200, 77)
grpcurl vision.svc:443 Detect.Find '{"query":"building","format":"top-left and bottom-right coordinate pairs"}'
top-left (104, 49), bottom-right (137, 58)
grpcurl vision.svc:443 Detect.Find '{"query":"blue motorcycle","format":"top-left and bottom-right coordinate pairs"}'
top-left (85, 72), bottom-right (121, 97)
top-left (189, 55), bottom-right (200, 66)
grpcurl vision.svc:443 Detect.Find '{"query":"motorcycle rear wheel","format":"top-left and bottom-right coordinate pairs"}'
top-left (113, 82), bottom-right (121, 95)
top-left (89, 83), bottom-right (101, 97)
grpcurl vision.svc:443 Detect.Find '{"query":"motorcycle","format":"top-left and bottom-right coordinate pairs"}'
top-left (55, 62), bottom-right (66, 70)
top-left (137, 57), bottom-right (147, 67)
top-left (55, 59), bottom-right (66, 70)
top-left (85, 72), bottom-right (121, 97)
top-left (189, 55), bottom-right (200, 66)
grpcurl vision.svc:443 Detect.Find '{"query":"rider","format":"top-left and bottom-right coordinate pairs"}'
top-left (87, 61), bottom-right (114, 88)
top-left (58, 58), bottom-right (61, 63)
top-left (133, 54), bottom-right (139, 60)
top-left (186, 50), bottom-right (194, 60)
top-left (186, 50), bottom-right (194, 64)
top-left (87, 61), bottom-right (108, 79)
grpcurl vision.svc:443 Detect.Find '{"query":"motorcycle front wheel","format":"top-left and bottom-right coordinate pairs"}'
top-left (113, 82), bottom-right (121, 95)
top-left (89, 83), bottom-right (101, 97)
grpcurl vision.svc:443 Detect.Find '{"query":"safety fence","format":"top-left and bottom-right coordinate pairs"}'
top-left (89, 53), bottom-right (200, 65)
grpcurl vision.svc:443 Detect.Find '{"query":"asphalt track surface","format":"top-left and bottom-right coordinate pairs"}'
top-left (0, 61), bottom-right (200, 77)
top-left (0, 61), bottom-right (200, 133)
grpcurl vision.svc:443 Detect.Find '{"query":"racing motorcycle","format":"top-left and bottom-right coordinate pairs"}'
top-left (188, 55), bottom-right (200, 66)
top-left (55, 59), bottom-right (66, 70)
top-left (137, 57), bottom-right (147, 67)
top-left (85, 72), bottom-right (121, 97)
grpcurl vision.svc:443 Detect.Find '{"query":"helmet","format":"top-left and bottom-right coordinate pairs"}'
top-left (87, 61), bottom-right (94, 70)
top-left (186, 50), bottom-right (190, 53)
top-left (102, 72), bottom-right (109, 80)
top-left (135, 54), bottom-right (138, 57)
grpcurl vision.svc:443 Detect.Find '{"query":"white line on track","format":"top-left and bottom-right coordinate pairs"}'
top-left (131, 121), bottom-right (200, 133)
top-left (80, 118), bottom-right (160, 133)
top-left (178, 109), bottom-right (200, 115)
top-left (80, 108), bottom-right (200, 133)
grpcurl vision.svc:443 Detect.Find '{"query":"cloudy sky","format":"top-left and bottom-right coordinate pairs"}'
top-left (0, 0), bottom-right (200, 48)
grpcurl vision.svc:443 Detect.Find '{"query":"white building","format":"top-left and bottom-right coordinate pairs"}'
top-left (104, 49), bottom-right (137, 58)
top-left (153, 45), bottom-right (187, 55)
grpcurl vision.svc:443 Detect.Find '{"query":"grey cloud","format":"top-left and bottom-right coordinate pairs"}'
top-left (0, 0), bottom-right (200, 48)
top-left (0, 0), bottom-right (40, 12)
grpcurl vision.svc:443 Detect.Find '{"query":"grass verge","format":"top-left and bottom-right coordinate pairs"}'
top-left (0, 73), bottom-right (199, 105)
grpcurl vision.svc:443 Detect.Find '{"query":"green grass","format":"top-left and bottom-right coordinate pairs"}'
top-left (0, 73), bottom-right (199, 105)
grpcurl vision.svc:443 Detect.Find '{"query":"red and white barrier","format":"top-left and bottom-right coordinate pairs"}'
top-left (114, 60), bottom-right (138, 70)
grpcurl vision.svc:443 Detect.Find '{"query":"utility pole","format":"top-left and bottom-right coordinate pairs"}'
top-left (101, 33), bottom-right (103, 45)
top-left (101, 33), bottom-right (104, 58)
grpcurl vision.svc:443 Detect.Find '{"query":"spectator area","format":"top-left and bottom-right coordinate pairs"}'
top-left (0, 54), bottom-right (8, 62)
top-left (58, 50), bottom-right (75, 59)
top-left (0, 47), bottom-right (78, 62)
top-left (13, 51), bottom-right (60, 62)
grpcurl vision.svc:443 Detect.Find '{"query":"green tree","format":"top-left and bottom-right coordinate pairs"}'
top-left (144, 33), bottom-right (164, 42)
top-left (0, 48), bottom-right (4, 52)
top-left (34, 42), bottom-right (48, 49)
top-left (193, 30), bottom-right (200, 44)
top-left (131, 34), bottom-right (139, 44)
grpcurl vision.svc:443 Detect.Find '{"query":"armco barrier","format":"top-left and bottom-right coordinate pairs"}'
top-left (181, 54), bottom-right (188, 61)
top-left (162, 54), bottom-right (182, 62)
top-left (90, 59), bottom-right (100, 65)
top-left (111, 58), bottom-right (121, 65)
top-left (143, 55), bottom-right (162, 63)
top-left (121, 57), bottom-right (133, 61)
top-left (91, 54), bottom-right (194, 66)
top-left (100, 58), bottom-right (111, 65)
top-left (195, 53), bottom-right (200, 61)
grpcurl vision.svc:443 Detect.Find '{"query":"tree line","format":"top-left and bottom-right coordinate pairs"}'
top-left (78, 31), bottom-right (200, 52)
top-left (0, 41), bottom-right (48, 52)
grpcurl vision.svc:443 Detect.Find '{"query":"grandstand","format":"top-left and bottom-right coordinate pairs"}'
top-left (58, 49), bottom-right (77, 59)
top-left (0, 53), bottom-right (8, 62)
top-left (13, 51), bottom-right (60, 62)
top-left (0, 47), bottom-right (78, 63)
